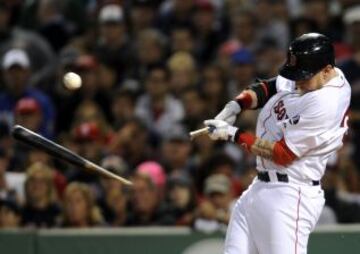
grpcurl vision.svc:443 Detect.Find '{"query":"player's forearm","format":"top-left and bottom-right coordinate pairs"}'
top-left (234, 132), bottom-right (297, 166)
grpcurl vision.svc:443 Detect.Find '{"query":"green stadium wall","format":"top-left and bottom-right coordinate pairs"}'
top-left (0, 225), bottom-right (359, 254)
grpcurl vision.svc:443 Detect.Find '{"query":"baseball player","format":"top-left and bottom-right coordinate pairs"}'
top-left (203, 33), bottom-right (351, 254)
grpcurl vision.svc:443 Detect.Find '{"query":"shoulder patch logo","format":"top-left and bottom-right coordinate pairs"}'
top-left (289, 114), bottom-right (300, 125)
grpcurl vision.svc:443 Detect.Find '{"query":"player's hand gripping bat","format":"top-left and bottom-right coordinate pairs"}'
top-left (12, 125), bottom-right (132, 186)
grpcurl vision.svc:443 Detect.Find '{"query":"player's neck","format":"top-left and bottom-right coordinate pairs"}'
top-left (297, 68), bottom-right (337, 95)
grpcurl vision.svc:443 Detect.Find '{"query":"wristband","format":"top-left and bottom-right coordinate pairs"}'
top-left (235, 92), bottom-right (253, 109)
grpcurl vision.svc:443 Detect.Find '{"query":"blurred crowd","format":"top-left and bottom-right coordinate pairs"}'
top-left (0, 0), bottom-right (360, 231)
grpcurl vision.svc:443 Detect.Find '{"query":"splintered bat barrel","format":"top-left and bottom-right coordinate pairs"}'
top-left (11, 125), bottom-right (132, 185)
top-left (12, 125), bottom-right (85, 167)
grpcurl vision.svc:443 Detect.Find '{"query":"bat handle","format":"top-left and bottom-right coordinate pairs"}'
top-left (189, 126), bottom-right (215, 139)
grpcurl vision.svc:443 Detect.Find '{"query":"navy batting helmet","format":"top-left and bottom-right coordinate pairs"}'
top-left (279, 33), bottom-right (335, 81)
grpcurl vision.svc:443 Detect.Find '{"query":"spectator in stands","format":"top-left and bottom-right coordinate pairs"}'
top-left (170, 26), bottom-right (195, 54)
top-left (181, 88), bottom-right (208, 131)
top-left (127, 170), bottom-right (174, 226)
top-left (228, 48), bottom-right (256, 98)
top-left (26, 150), bottom-right (52, 170)
top-left (157, 0), bottom-right (195, 34)
top-left (132, 29), bottom-right (167, 81)
top-left (0, 198), bottom-right (21, 228)
top-left (190, 123), bottom-right (217, 180)
top-left (0, 3), bottom-right (56, 89)
top-left (98, 62), bottom-right (118, 91)
top-left (216, 40), bottom-right (241, 77)
top-left (111, 89), bottom-right (136, 128)
top-left (192, 0), bottom-right (223, 64)
top-left (165, 175), bottom-right (197, 226)
top-left (136, 161), bottom-right (167, 193)
top-left (0, 122), bottom-right (12, 154)
top-left (199, 153), bottom-right (243, 197)
top-left (22, 162), bottom-right (61, 228)
top-left (72, 100), bottom-right (112, 134)
top-left (322, 154), bottom-right (360, 223)
top-left (200, 64), bottom-right (228, 117)
top-left (227, 48), bottom-right (258, 130)
top-left (106, 186), bottom-right (128, 227)
top-left (36, 0), bottom-right (73, 52)
top-left (161, 129), bottom-right (192, 177)
top-left (0, 48), bottom-right (55, 138)
top-left (0, 149), bottom-right (17, 201)
top-left (73, 55), bottom-right (102, 101)
top-left (110, 119), bottom-right (154, 169)
top-left (255, 38), bottom-right (286, 79)
top-left (135, 65), bottom-right (184, 135)
top-left (302, 0), bottom-right (344, 41)
top-left (26, 149), bottom-right (67, 199)
top-left (94, 4), bottom-right (134, 83)
top-left (255, 0), bottom-right (289, 50)
top-left (194, 174), bottom-right (234, 233)
top-left (289, 17), bottom-right (317, 41)
top-left (9, 138), bottom-right (30, 174)
top-left (0, 144), bottom-right (26, 198)
top-left (97, 155), bottom-right (129, 226)
top-left (14, 97), bottom-right (43, 133)
top-left (168, 52), bottom-right (198, 97)
top-left (129, 0), bottom-right (159, 37)
top-left (62, 182), bottom-right (104, 227)
top-left (229, 9), bottom-right (259, 51)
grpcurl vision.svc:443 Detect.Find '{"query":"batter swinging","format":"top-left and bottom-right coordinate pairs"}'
top-left (203, 33), bottom-right (351, 254)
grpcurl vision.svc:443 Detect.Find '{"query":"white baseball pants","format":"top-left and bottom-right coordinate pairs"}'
top-left (224, 179), bottom-right (325, 254)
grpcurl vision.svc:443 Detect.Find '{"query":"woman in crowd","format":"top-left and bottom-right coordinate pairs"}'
top-left (61, 182), bottom-right (104, 227)
top-left (22, 162), bottom-right (61, 228)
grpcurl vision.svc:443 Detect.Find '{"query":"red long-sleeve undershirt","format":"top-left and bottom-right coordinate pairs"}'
top-left (235, 132), bottom-right (297, 166)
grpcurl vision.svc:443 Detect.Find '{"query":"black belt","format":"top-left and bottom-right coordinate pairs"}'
top-left (257, 171), bottom-right (320, 186)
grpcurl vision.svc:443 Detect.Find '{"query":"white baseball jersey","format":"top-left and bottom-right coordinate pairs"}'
top-left (256, 67), bottom-right (351, 182)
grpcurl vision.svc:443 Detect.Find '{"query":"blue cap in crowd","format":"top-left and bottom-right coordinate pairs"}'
top-left (231, 48), bottom-right (254, 65)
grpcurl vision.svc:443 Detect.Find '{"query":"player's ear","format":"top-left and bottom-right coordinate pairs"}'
top-left (321, 64), bottom-right (332, 79)
top-left (325, 64), bottom-right (333, 72)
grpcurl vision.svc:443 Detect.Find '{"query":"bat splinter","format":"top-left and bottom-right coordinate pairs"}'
top-left (12, 125), bottom-right (132, 186)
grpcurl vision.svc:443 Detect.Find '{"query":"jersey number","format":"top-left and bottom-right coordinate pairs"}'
top-left (274, 100), bottom-right (287, 120)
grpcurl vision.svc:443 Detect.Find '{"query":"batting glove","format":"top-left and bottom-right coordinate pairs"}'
top-left (203, 119), bottom-right (238, 141)
top-left (214, 101), bottom-right (241, 125)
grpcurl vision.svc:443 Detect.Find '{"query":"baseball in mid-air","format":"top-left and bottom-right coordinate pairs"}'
top-left (63, 72), bottom-right (82, 90)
